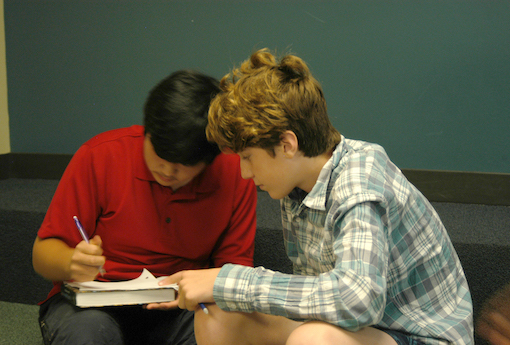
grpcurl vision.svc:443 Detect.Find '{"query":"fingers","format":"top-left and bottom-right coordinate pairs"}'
top-left (172, 268), bottom-right (219, 311)
top-left (155, 271), bottom-right (197, 311)
top-left (145, 300), bottom-right (179, 311)
top-left (158, 272), bottom-right (183, 286)
top-left (70, 237), bottom-right (106, 281)
top-left (478, 311), bottom-right (510, 345)
top-left (69, 259), bottom-right (102, 281)
top-left (89, 235), bottom-right (103, 248)
top-left (157, 270), bottom-right (201, 311)
top-left (491, 311), bottom-right (510, 340)
top-left (76, 236), bottom-right (104, 256)
top-left (477, 282), bottom-right (510, 345)
top-left (162, 272), bottom-right (197, 311)
top-left (74, 241), bottom-right (105, 266)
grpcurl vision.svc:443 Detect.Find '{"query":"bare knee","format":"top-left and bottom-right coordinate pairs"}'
top-left (195, 304), bottom-right (302, 345)
top-left (194, 304), bottom-right (264, 345)
top-left (286, 323), bottom-right (397, 345)
top-left (286, 321), bottom-right (342, 345)
top-left (194, 304), bottom-right (237, 345)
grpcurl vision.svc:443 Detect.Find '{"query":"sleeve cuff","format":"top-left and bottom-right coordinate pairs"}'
top-left (213, 263), bottom-right (256, 312)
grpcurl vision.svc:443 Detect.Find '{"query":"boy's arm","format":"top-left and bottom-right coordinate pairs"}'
top-left (34, 144), bottom-right (105, 283)
top-left (157, 201), bottom-right (386, 321)
top-left (32, 235), bottom-right (105, 282)
top-left (208, 202), bottom-right (389, 331)
top-left (209, 159), bottom-right (257, 268)
top-left (32, 236), bottom-right (74, 281)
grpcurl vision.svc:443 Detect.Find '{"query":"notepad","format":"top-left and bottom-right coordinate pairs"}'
top-left (62, 269), bottom-right (178, 308)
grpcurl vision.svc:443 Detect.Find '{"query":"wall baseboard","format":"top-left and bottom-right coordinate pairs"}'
top-left (401, 169), bottom-right (510, 206)
top-left (1, 153), bottom-right (509, 206)
top-left (0, 153), bottom-right (72, 180)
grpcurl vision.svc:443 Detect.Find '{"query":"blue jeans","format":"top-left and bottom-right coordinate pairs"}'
top-left (381, 329), bottom-right (427, 345)
top-left (39, 294), bottom-right (196, 345)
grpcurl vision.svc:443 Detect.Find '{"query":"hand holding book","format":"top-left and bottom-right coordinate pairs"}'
top-left (147, 267), bottom-right (220, 314)
top-left (65, 217), bottom-right (179, 308)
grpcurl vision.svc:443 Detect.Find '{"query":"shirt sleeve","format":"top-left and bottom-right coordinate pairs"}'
top-left (37, 144), bottom-right (102, 247)
top-left (213, 200), bottom-right (389, 331)
top-left (209, 164), bottom-right (257, 268)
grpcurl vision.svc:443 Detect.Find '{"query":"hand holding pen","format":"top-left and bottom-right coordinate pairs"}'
top-left (73, 216), bottom-right (106, 277)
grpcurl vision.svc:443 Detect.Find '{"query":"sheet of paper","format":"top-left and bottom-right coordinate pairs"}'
top-left (66, 269), bottom-right (175, 291)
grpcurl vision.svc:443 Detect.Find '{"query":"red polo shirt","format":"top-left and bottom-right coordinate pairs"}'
top-left (38, 125), bottom-right (257, 302)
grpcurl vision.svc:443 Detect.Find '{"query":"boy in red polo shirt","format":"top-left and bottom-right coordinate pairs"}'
top-left (32, 70), bottom-right (257, 345)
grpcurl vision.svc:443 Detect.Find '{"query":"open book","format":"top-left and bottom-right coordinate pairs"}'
top-left (62, 269), bottom-right (178, 308)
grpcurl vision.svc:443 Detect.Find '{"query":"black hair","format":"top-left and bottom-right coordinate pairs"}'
top-left (144, 70), bottom-right (221, 165)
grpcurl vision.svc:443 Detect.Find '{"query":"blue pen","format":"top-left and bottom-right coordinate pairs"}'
top-left (73, 216), bottom-right (106, 276)
top-left (199, 303), bottom-right (209, 314)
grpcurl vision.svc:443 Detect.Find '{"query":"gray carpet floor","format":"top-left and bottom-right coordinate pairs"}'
top-left (0, 301), bottom-right (40, 345)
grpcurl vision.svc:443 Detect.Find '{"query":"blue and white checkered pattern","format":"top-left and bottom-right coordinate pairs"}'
top-left (214, 137), bottom-right (473, 345)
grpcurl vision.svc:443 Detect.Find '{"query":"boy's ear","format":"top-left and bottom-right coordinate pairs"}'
top-left (280, 131), bottom-right (299, 158)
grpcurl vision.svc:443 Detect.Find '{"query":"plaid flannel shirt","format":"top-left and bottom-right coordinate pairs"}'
top-left (213, 137), bottom-right (473, 345)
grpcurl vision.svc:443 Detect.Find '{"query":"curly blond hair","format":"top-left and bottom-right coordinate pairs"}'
top-left (206, 48), bottom-right (340, 157)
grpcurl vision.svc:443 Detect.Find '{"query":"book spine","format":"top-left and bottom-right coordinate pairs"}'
top-left (61, 285), bottom-right (78, 306)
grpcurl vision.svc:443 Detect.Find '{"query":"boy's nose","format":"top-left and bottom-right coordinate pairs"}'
top-left (240, 162), bottom-right (253, 180)
top-left (161, 162), bottom-right (178, 177)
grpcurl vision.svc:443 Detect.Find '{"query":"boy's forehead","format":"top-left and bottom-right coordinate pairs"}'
top-left (239, 147), bottom-right (256, 154)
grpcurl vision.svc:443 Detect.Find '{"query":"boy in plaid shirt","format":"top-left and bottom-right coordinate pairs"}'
top-left (156, 49), bottom-right (473, 345)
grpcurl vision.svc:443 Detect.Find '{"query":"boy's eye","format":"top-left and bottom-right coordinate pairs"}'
top-left (241, 155), bottom-right (251, 161)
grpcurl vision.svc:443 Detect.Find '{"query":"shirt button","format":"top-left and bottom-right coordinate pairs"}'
top-left (166, 217), bottom-right (171, 223)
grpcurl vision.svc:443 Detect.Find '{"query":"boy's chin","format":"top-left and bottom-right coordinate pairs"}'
top-left (266, 189), bottom-right (289, 200)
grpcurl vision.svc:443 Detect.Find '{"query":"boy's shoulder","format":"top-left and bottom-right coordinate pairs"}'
top-left (329, 138), bottom-right (399, 194)
top-left (326, 137), bottom-right (418, 209)
top-left (82, 125), bottom-right (144, 149)
top-left (342, 138), bottom-right (387, 157)
top-left (333, 138), bottom-right (390, 174)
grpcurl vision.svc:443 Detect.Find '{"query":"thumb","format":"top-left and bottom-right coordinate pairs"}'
top-left (89, 235), bottom-right (103, 247)
top-left (159, 271), bottom-right (183, 286)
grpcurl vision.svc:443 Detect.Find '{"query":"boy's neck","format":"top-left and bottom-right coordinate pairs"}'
top-left (297, 150), bottom-right (333, 193)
